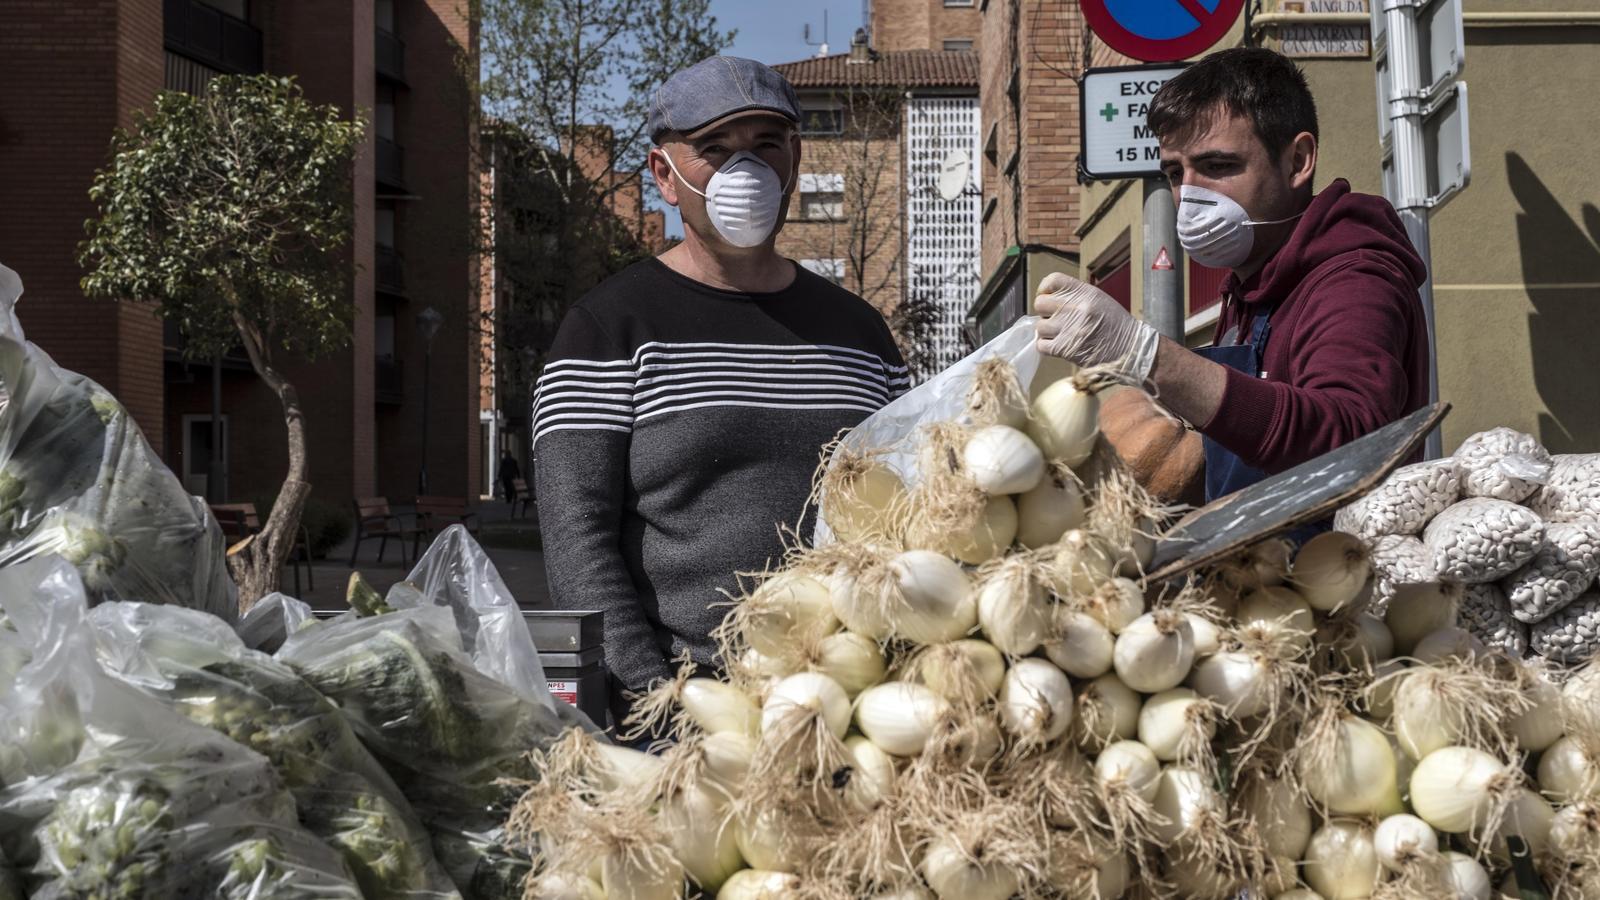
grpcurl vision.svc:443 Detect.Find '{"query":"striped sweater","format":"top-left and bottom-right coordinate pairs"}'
top-left (531, 258), bottom-right (908, 721)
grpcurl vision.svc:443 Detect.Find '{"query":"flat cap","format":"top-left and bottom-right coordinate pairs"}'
top-left (647, 56), bottom-right (801, 144)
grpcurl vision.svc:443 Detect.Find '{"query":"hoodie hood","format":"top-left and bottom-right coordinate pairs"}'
top-left (1230, 179), bottom-right (1427, 305)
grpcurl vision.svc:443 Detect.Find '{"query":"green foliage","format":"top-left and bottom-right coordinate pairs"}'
top-left (78, 75), bottom-right (366, 364)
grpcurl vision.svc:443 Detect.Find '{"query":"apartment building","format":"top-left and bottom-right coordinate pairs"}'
top-left (0, 0), bottom-right (488, 505)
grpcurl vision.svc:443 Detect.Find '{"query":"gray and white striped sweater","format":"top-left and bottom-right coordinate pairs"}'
top-left (531, 258), bottom-right (908, 720)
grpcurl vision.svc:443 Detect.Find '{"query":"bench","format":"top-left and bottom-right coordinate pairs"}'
top-left (350, 496), bottom-right (424, 568)
top-left (415, 495), bottom-right (481, 555)
top-left (209, 502), bottom-right (315, 596)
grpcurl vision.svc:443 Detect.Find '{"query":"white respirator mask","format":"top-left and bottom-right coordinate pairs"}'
top-left (663, 149), bottom-right (791, 249)
top-left (1176, 184), bottom-right (1303, 270)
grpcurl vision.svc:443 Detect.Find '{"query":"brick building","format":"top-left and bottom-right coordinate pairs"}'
top-left (871, 0), bottom-right (982, 53)
top-left (775, 17), bottom-right (982, 378)
top-left (0, 0), bottom-right (489, 510)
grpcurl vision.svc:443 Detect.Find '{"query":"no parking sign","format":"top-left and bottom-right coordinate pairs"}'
top-left (1082, 0), bottom-right (1245, 62)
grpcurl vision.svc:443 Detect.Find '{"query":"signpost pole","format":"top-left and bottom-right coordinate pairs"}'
top-left (1142, 179), bottom-right (1185, 341)
top-left (1381, 0), bottom-right (1446, 459)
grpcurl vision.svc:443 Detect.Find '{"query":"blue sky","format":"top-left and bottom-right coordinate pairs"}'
top-left (658, 0), bottom-right (867, 237)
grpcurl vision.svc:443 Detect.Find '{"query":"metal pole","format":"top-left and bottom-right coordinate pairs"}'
top-left (1384, 0), bottom-right (1444, 459)
top-left (209, 357), bottom-right (225, 502)
top-left (1142, 178), bottom-right (1185, 341)
top-left (419, 345), bottom-right (431, 495)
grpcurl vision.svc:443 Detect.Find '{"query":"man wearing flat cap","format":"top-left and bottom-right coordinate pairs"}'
top-left (532, 57), bottom-right (909, 732)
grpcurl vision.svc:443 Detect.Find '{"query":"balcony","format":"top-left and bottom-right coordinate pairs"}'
top-left (376, 137), bottom-right (406, 192)
top-left (375, 356), bottom-right (404, 405)
top-left (376, 28), bottom-right (406, 83)
top-left (164, 0), bottom-right (263, 75)
top-left (376, 244), bottom-right (405, 296)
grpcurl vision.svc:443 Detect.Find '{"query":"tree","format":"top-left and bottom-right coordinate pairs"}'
top-left (78, 75), bottom-right (365, 611)
top-left (472, 0), bottom-right (733, 436)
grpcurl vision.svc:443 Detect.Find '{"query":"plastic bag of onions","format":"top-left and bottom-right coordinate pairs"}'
top-left (811, 319), bottom-right (1046, 547)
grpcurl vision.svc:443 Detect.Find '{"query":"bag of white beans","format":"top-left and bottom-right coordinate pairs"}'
top-left (1528, 454), bottom-right (1600, 524)
top-left (1422, 498), bottom-right (1545, 584)
top-left (1501, 520), bottom-right (1600, 624)
top-left (1332, 459), bottom-right (1461, 539)
top-left (1452, 427), bottom-right (1552, 503)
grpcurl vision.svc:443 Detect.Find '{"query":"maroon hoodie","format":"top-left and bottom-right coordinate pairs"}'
top-left (1200, 179), bottom-right (1429, 472)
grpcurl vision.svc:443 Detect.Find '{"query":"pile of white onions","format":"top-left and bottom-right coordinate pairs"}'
top-left (510, 363), bottom-right (1600, 900)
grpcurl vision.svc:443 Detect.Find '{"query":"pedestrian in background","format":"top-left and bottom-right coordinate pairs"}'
top-left (498, 449), bottom-right (521, 507)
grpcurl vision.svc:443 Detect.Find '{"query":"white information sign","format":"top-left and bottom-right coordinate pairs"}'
top-left (1080, 64), bottom-right (1187, 180)
top-left (1281, 0), bottom-right (1370, 58)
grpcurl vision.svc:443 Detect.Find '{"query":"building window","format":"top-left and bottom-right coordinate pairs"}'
top-left (944, 0), bottom-right (976, 6)
top-left (943, 39), bottom-right (975, 51)
top-left (180, 414), bottom-right (230, 499)
top-left (799, 259), bottom-right (846, 284)
top-left (797, 173), bottom-right (845, 221)
top-left (1092, 255), bottom-right (1133, 311)
top-left (376, 83), bottom-right (397, 141)
top-left (800, 107), bottom-right (844, 136)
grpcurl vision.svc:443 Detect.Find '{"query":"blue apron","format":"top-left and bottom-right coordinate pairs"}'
top-left (1196, 300), bottom-right (1277, 504)
top-left (1197, 299), bottom-right (1329, 545)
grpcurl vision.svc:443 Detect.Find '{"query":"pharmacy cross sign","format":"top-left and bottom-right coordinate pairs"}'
top-left (1100, 103), bottom-right (1120, 122)
top-left (1082, 0), bottom-right (1246, 62)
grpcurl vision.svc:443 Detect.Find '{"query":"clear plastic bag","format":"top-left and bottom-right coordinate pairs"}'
top-left (278, 606), bottom-right (572, 899)
top-left (87, 600), bottom-right (463, 900)
top-left (0, 556), bottom-right (363, 899)
top-left (814, 318), bottom-right (1049, 545)
top-left (1453, 427), bottom-right (1552, 503)
top-left (1528, 454), bottom-right (1600, 524)
top-left (235, 592), bottom-right (316, 654)
top-left (390, 525), bottom-right (556, 714)
top-left (0, 264), bottom-right (235, 622)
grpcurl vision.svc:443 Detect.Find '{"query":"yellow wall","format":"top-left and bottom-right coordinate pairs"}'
top-left (1075, 2), bottom-right (1600, 454)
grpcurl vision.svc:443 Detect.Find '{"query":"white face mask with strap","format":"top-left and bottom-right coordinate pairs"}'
top-left (662, 149), bottom-right (792, 249)
top-left (1176, 184), bottom-right (1303, 269)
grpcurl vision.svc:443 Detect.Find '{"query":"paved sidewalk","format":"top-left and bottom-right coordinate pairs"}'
top-left (288, 500), bottom-right (555, 611)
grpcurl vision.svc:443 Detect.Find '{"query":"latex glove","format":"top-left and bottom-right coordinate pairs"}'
top-left (1034, 272), bottom-right (1160, 382)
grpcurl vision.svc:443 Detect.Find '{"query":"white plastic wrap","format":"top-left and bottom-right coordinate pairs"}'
top-left (234, 592), bottom-right (316, 654)
top-left (1453, 427), bottom-right (1553, 503)
top-left (0, 556), bottom-right (362, 899)
top-left (0, 264), bottom-right (235, 622)
top-left (815, 318), bottom-right (1047, 545)
top-left (87, 600), bottom-right (463, 899)
top-left (390, 525), bottom-right (556, 715)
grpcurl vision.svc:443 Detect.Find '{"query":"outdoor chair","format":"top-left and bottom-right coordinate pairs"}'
top-left (350, 497), bottom-right (424, 568)
top-left (510, 477), bottom-right (534, 519)
top-left (414, 495), bottom-right (481, 556)
top-left (209, 502), bottom-right (315, 596)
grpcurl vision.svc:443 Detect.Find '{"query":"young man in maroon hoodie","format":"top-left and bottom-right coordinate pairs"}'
top-left (1034, 48), bottom-right (1429, 502)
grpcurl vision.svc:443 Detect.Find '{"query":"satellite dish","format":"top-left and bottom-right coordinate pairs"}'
top-left (937, 149), bottom-right (970, 201)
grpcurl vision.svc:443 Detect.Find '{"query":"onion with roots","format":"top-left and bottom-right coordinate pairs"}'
top-left (1438, 852), bottom-right (1492, 900)
top-left (744, 573), bottom-right (840, 658)
top-left (963, 424), bottom-right (1046, 495)
top-left (1374, 813), bottom-right (1439, 873)
top-left (1046, 530), bottom-right (1119, 598)
top-left (760, 672), bottom-right (851, 739)
top-left (807, 630), bottom-right (887, 696)
top-left (1315, 614), bottom-right (1395, 671)
top-left (681, 678), bottom-right (762, 737)
top-left (881, 550), bottom-right (978, 644)
top-left (1476, 787), bottom-right (1554, 863)
top-left (1095, 739), bottom-right (1162, 802)
top-left (844, 734), bottom-right (897, 811)
top-left (999, 657), bottom-right (1076, 743)
top-left (1236, 585), bottom-right (1317, 650)
top-left (1082, 576), bottom-right (1146, 633)
top-left (1113, 609), bottom-right (1196, 693)
top-left (1538, 734), bottom-right (1600, 803)
top-left (1409, 745), bottom-right (1520, 833)
top-left (1027, 373), bottom-right (1104, 468)
top-left (919, 817), bottom-right (1024, 900)
top-left (600, 841), bottom-right (686, 900)
top-left (1071, 672), bottom-right (1142, 749)
top-left (716, 870), bottom-right (803, 900)
top-left (1015, 462), bottom-right (1086, 548)
top-left (966, 358), bottom-right (1031, 429)
top-left (1187, 612), bottom-right (1222, 657)
top-left (1303, 820), bottom-right (1381, 900)
top-left (660, 784), bottom-right (744, 892)
top-left (1389, 661), bottom-right (1529, 760)
top-left (855, 681), bottom-right (950, 756)
top-left (926, 493), bottom-right (1019, 565)
top-left (905, 638), bottom-right (1007, 705)
top-left (1383, 583), bottom-right (1463, 654)
top-left (824, 558), bottom-right (894, 641)
top-left (1507, 664), bottom-right (1565, 752)
top-left (1292, 530), bottom-right (1373, 612)
top-left (1411, 626), bottom-right (1488, 665)
top-left (1297, 710), bottom-right (1403, 816)
top-left (701, 731), bottom-right (756, 791)
top-left (1138, 688), bottom-right (1216, 764)
top-left (1548, 802), bottom-right (1600, 862)
top-left (735, 805), bottom-right (812, 873)
top-left (1150, 765), bottom-right (1227, 846)
top-left (533, 873), bottom-right (606, 900)
top-left (1042, 607), bottom-right (1115, 679)
top-left (820, 453), bottom-right (907, 544)
top-left (975, 555), bottom-right (1052, 656)
top-left (1240, 775), bottom-right (1313, 861)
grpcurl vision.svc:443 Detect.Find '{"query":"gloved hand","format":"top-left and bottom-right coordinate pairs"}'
top-left (1034, 272), bottom-right (1161, 382)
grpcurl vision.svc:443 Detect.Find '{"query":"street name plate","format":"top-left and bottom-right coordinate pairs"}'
top-left (1280, 0), bottom-right (1370, 58)
top-left (1080, 64), bottom-right (1188, 180)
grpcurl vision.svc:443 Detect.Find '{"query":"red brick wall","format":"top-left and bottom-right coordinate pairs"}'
top-left (0, 0), bottom-right (167, 453)
top-left (978, 0), bottom-right (1084, 280)
top-left (873, 0), bottom-right (981, 52)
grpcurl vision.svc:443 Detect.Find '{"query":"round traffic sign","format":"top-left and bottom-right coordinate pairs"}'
top-left (1082, 0), bottom-right (1245, 63)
